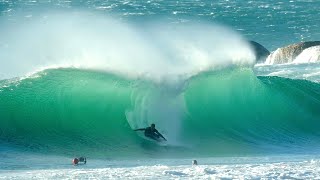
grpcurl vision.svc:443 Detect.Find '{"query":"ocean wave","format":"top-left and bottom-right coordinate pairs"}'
top-left (1, 68), bottom-right (320, 157)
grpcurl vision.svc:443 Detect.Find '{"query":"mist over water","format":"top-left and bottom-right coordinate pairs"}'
top-left (0, 12), bottom-right (254, 81)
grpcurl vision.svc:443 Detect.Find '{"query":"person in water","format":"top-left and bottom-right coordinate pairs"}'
top-left (72, 157), bottom-right (86, 165)
top-left (134, 124), bottom-right (167, 141)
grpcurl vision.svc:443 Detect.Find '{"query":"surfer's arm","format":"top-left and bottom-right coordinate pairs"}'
top-left (155, 130), bottom-right (167, 141)
top-left (134, 128), bottom-right (145, 131)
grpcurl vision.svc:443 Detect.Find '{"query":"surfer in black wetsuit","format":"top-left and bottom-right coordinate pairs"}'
top-left (134, 124), bottom-right (167, 141)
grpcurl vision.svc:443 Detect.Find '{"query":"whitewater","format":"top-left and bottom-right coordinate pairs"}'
top-left (1, 0), bottom-right (320, 179)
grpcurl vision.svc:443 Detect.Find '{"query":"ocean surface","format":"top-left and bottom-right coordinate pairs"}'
top-left (1, 0), bottom-right (320, 179)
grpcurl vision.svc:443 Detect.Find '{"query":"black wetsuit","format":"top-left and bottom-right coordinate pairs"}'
top-left (144, 127), bottom-right (161, 140)
top-left (134, 126), bottom-right (166, 141)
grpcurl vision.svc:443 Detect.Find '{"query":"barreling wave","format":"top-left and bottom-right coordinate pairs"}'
top-left (1, 12), bottom-right (320, 158)
top-left (1, 67), bottom-right (320, 158)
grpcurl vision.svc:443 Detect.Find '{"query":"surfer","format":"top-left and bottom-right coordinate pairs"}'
top-left (134, 124), bottom-right (167, 141)
top-left (192, 160), bottom-right (198, 165)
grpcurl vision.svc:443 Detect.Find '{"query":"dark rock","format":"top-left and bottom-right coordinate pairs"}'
top-left (249, 41), bottom-right (270, 63)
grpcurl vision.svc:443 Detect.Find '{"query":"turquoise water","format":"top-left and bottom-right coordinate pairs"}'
top-left (1, 67), bottom-right (320, 158)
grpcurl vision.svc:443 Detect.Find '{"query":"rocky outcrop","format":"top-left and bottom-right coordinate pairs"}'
top-left (294, 46), bottom-right (320, 63)
top-left (266, 41), bottom-right (320, 64)
top-left (249, 41), bottom-right (270, 63)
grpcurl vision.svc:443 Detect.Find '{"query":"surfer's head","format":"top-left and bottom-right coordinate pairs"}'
top-left (151, 123), bottom-right (155, 129)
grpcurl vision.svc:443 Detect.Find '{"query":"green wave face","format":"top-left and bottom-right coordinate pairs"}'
top-left (183, 69), bottom-right (320, 154)
top-left (1, 68), bottom-right (320, 158)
